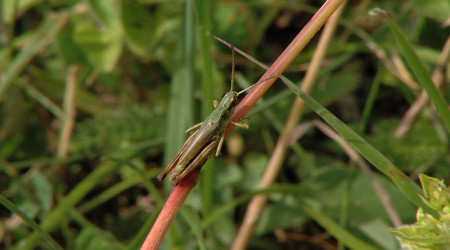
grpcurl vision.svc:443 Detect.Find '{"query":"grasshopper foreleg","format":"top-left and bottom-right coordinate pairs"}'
top-left (215, 120), bottom-right (249, 156)
top-left (231, 121), bottom-right (249, 129)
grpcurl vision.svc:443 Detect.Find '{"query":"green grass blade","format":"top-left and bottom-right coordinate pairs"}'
top-left (194, 0), bottom-right (214, 216)
top-left (164, 72), bottom-right (193, 165)
top-left (202, 184), bottom-right (378, 249)
top-left (21, 160), bottom-right (121, 249)
top-left (298, 200), bottom-right (381, 250)
top-left (164, 2), bottom-right (195, 167)
top-left (0, 13), bottom-right (67, 101)
top-left (281, 78), bottom-right (436, 215)
top-left (384, 12), bottom-right (450, 132)
top-left (161, 0), bottom-right (196, 246)
top-left (20, 142), bottom-right (157, 249)
top-left (0, 195), bottom-right (63, 250)
top-left (226, 44), bottom-right (435, 215)
top-left (194, 0), bottom-right (214, 115)
top-left (15, 78), bottom-right (66, 120)
top-left (3, 138), bottom-right (164, 170)
top-left (202, 185), bottom-right (309, 228)
top-left (77, 168), bottom-right (162, 214)
top-left (181, 207), bottom-right (207, 250)
top-left (126, 207), bottom-right (161, 250)
top-left (359, 66), bottom-right (383, 133)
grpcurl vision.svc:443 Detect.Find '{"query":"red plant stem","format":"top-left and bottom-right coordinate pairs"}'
top-left (225, 0), bottom-right (344, 136)
top-left (141, 169), bottom-right (200, 250)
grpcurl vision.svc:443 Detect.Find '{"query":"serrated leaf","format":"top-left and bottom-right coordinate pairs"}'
top-left (419, 174), bottom-right (450, 212)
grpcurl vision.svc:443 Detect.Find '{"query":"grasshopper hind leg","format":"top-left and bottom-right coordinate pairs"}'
top-left (215, 135), bottom-right (225, 157)
top-left (158, 129), bottom-right (199, 181)
top-left (170, 140), bottom-right (218, 185)
top-left (231, 120), bottom-right (249, 129)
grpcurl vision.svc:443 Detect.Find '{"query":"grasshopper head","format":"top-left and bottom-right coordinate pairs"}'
top-left (220, 91), bottom-right (238, 109)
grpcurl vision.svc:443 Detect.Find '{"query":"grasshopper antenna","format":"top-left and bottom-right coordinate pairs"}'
top-left (236, 75), bottom-right (279, 96)
top-left (214, 36), bottom-right (280, 96)
top-left (215, 36), bottom-right (236, 92)
top-left (230, 43), bottom-right (236, 92)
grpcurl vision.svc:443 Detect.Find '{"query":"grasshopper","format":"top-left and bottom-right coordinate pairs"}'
top-left (158, 40), bottom-right (278, 186)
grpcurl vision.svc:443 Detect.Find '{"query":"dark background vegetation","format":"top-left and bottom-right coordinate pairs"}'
top-left (1, 0), bottom-right (449, 249)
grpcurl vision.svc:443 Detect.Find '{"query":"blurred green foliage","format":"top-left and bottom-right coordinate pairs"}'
top-left (0, 0), bottom-right (449, 249)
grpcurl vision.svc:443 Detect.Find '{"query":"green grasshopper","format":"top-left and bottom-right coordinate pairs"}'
top-left (158, 41), bottom-right (274, 186)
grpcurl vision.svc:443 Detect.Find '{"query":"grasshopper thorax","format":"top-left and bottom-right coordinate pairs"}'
top-left (220, 91), bottom-right (238, 109)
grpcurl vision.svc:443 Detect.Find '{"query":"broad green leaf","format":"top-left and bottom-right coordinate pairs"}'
top-left (411, 0), bottom-right (450, 23)
top-left (299, 200), bottom-right (380, 250)
top-left (255, 203), bottom-right (307, 235)
top-left (88, 0), bottom-right (119, 28)
top-left (57, 31), bottom-right (89, 65)
top-left (74, 227), bottom-right (122, 250)
top-left (121, 2), bottom-right (154, 56)
top-left (310, 72), bottom-right (359, 108)
top-left (73, 21), bottom-right (123, 72)
top-left (359, 219), bottom-right (398, 250)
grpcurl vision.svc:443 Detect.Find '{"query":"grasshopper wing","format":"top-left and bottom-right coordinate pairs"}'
top-left (170, 140), bottom-right (218, 185)
top-left (174, 118), bottom-right (219, 165)
top-left (157, 129), bottom-right (199, 181)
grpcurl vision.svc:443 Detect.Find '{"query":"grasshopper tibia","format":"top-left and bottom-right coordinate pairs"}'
top-left (231, 120), bottom-right (249, 129)
top-left (185, 122), bottom-right (203, 134)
